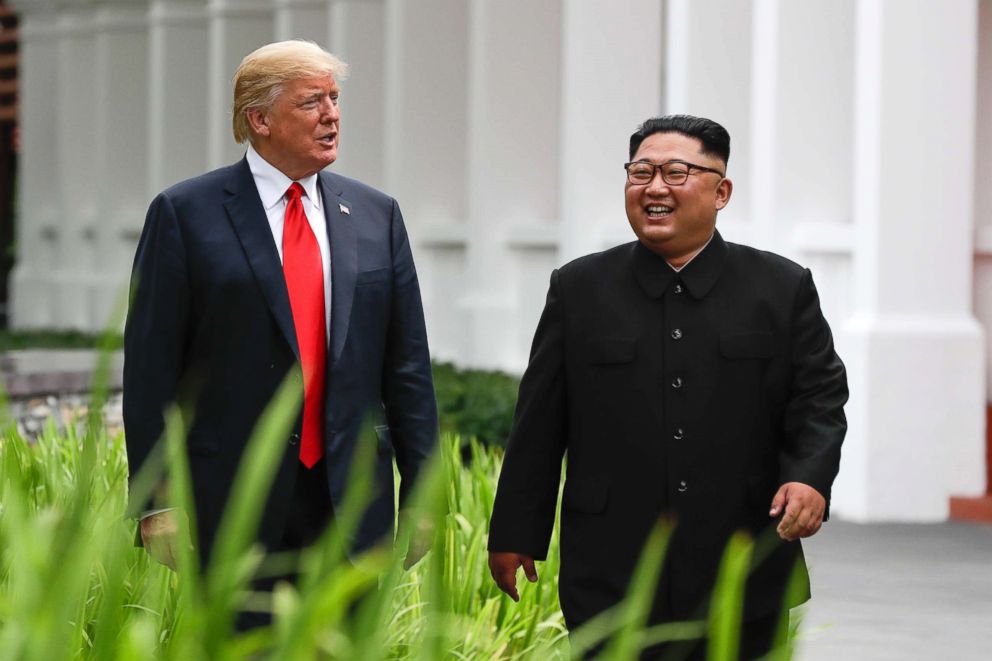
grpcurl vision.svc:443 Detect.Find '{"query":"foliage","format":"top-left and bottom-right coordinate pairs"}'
top-left (0, 407), bottom-right (571, 658)
top-left (432, 362), bottom-right (520, 448)
top-left (0, 337), bottom-right (516, 450)
top-left (0, 349), bottom-right (797, 659)
top-left (0, 330), bottom-right (123, 351)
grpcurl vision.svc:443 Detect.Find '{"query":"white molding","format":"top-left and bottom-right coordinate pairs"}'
top-left (976, 225), bottom-right (992, 256)
top-left (417, 222), bottom-right (468, 249)
top-left (506, 223), bottom-right (559, 251)
top-left (789, 221), bottom-right (854, 254)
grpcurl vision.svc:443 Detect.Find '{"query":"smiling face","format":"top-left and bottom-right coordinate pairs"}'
top-left (624, 132), bottom-right (732, 265)
top-left (247, 74), bottom-right (340, 180)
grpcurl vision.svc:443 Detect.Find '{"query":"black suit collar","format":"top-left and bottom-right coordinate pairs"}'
top-left (223, 158), bottom-right (300, 359)
top-left (632, 230), bottom-right (728, 300)
top-left (317, 171), bottom-right (357, 364)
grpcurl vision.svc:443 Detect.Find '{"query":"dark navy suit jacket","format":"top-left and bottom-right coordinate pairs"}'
top-left (123, 158), bottom-right (437, 562)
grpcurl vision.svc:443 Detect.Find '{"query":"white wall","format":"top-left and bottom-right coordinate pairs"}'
top-left (8, 0), bottom-right (989, 521)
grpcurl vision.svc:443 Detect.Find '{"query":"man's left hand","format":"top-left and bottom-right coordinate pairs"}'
top-left (398, 508), bottom-right (434, 569)
top-left (769, 482), bottom-right (825, 541)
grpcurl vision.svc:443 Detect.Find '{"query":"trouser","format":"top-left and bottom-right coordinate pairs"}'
top-left (574, 611), bottom-right (784, 661)
top-left (235, 457), bottom-right (334, 631)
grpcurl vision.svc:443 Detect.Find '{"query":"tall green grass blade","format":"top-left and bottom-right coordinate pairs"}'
top-left (707, 531), bottom-right (754, 661)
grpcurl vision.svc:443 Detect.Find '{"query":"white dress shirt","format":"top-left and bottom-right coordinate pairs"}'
top-left (246, 144), bottom-right (332, 338)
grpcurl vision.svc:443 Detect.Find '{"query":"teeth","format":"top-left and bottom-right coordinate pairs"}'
top-left (646, 205), bottom-right (672, 214)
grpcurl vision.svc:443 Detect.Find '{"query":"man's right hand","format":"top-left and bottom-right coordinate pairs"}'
top-left (139, 510), bottom-right (182, 571)
top-left (488, 551), bottom-right (538, 602)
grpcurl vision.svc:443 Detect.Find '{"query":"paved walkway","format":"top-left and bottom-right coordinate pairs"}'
top-left (796, 520), bottom-right (992, 660)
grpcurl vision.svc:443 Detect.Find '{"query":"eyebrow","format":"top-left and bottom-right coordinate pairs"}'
top-left (296, 89), bottom-right (338, 104)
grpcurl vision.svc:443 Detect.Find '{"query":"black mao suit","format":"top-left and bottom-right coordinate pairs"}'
top-left (489, 231), bottom-right (847, 629)
top-left (123, 158), bottom-right (437, 564)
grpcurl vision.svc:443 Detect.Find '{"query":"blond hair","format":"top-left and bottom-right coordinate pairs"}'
top-left (232, 40), bottom-right (349, 144)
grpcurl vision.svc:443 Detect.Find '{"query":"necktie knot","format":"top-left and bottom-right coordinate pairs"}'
top-left (286, 182), bottom-right (305, 201)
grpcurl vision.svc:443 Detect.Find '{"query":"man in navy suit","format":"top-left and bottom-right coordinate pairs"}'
top-left (123, 41), bottom-right (437, 602)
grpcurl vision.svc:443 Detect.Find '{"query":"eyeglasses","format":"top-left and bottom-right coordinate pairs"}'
top-left (623, 160), bottom-right (725, 186)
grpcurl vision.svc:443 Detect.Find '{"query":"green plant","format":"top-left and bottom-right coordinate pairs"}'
top-left (433, 362), bottom-right (520, 448)
top-left (0, 330), bottom-right (123, 351)
top-left (0, 349), bottom-right (798, 659)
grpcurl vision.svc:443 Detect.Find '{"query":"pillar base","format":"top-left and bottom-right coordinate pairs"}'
top-left (949, 496), bottom-right (992, 523)
top-left (950, 405), bottom-right (992, 523)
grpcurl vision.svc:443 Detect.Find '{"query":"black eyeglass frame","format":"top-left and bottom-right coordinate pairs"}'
top-left (623, 159), bottom-right (726, 186)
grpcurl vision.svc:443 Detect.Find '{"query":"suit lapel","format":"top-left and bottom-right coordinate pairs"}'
top-left (319, 171), bottom-right (357, 364)
top-left (224, 159), bottom-right (300, 360)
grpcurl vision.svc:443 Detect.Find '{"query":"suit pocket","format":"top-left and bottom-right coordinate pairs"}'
top-left (586, 339), bottom-right (636, 364)
top-left (562, 476), bottom-right (610, 514)
top-left (720, 331), bottom-right (774, 359)
top-left (186, 432), bottom-right (219, 458)
top-left (374, 424), bottom-right (394, 456)
top-left (356, 268), bottom-right (389, 285)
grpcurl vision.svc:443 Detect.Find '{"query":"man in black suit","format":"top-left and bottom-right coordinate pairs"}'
top-left (488, 115), bottom-right (847, 658)
top-left (123, 41), bottom-right (437, 609)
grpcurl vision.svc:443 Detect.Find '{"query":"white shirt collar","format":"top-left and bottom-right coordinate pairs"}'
top-left (668, 232), bottom-right (715, 272)
top-left (245, 143), bottom-right (322, 211)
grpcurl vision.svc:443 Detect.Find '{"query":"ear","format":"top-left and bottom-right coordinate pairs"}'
top-left (714, 177), bottom-right (733, 211)
top-left (246, 107), bottom-right (270, 138)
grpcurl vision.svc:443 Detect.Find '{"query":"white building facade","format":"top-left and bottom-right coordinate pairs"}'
top-left (9, 0), bottom-right (992, 523)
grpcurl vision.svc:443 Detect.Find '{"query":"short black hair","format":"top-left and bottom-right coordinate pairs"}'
top-left (628, 114), bottom-right (731, 164)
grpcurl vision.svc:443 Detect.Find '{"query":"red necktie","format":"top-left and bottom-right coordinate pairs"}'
top-left (282, 182), bottom-right (326, 468)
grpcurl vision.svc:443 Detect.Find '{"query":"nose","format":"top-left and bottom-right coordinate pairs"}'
top-left (320, 97), bottom-right (339, 122)
top-left (645, 169), bottom-right (670, 194)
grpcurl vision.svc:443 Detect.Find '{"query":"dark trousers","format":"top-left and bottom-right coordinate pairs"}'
top-left (657, 612), bottom-right (781, 660)
top-left (575, 612), bottom-right (783, 661)
top-left (235, 458), bottom-right (334, 631)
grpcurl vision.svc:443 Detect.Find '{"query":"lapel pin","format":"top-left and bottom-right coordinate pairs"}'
top-left (339, 203), bottom-right (351, 215)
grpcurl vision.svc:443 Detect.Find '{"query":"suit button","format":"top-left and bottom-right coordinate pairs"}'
top-left (678, 480), bottom-right (688, 492)
top-left (671, 377), bottom-right (683, 389)
top-left (673, 428), bottom-right (684, 440)
top-left (289, 432), bottom-right (300, 446)
top-left (671, 328), bottom-right (683, 340)
top-left (674, 283), bottom-right (684, 294)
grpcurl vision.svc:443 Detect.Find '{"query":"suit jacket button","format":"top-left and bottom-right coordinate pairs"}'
top-left (678, 480), bottom-right (688, 492)
top-left (673, 428), bottom-right (684, 440)
top-left (673, 283), bottom-right (684, 294)
top-left (671, 376), bottom-right (683, 389)
top-left (289, 433), bottom-right (300, 445)
top-left (671, 328), bottom-right (683, 340)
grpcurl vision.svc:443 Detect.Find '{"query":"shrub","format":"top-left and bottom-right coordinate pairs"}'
top-left (432, 362), bottom-right (520, 448)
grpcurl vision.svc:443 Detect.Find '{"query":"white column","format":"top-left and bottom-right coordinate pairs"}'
top-left (458, 0), bottom-right (562, 370)
top-left (9, 0), bottom-right (59, 329)
top-left (52, 0), bottom-right (99, 330)
top-left (273, 0), bottom-right (326, 43)
top-left (91, 0), bottom-right (151, 331)
top-left (326, 0), bottom-right (386, 190)
top-left (382, 0), bottom-right (469, 363)
top-left (559, 0), bottom-right (663, 259)
top-left (746, 0), bottom-right (856, 325)
top-left (148, 0), bottom-right (210, 194)
top-left (839, 0), bottom-right (984, 520)
top-left (974, 1), bottom-right (992, 406)
top-left (206, 0), bottom-right (274, 169)
top-left (665, 0), bottom-right (753, 236)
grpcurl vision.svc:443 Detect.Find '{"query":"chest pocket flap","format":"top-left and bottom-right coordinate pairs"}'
top-left (720, 331), bottom-right (774, 359)
top-left (586, 338), bottom-right (636, 364)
